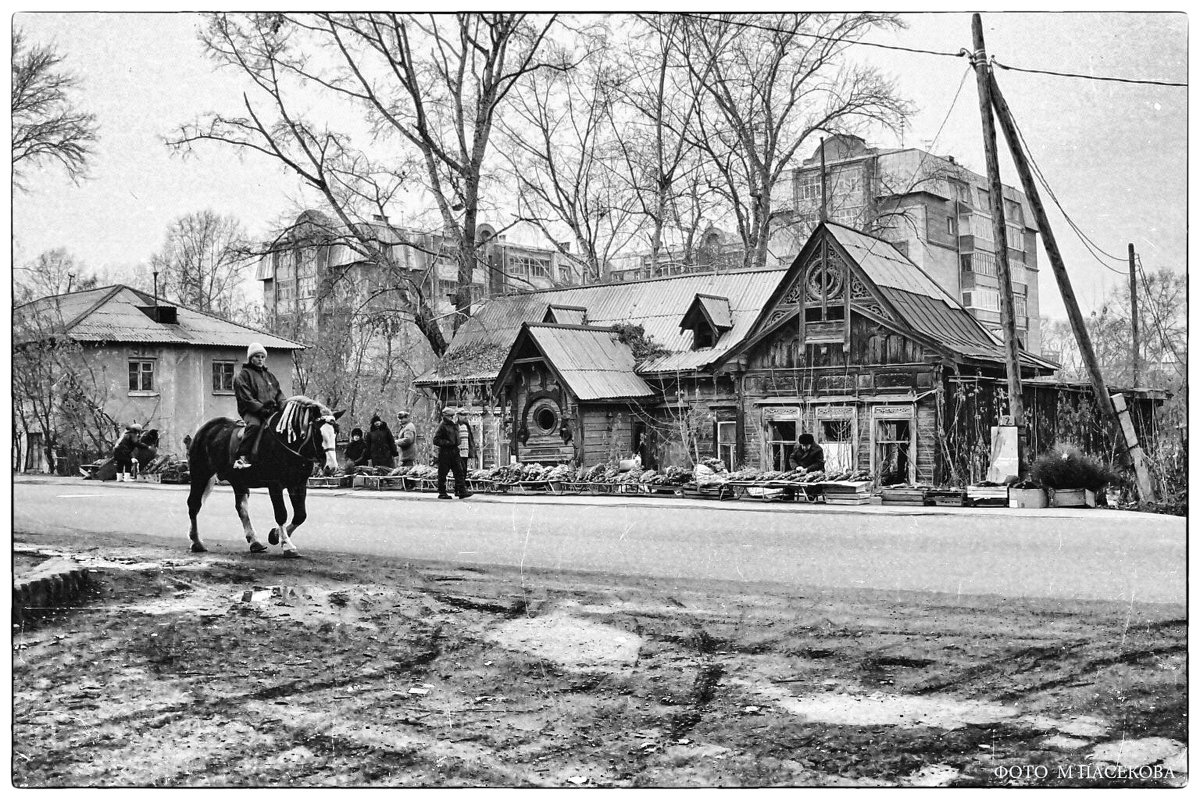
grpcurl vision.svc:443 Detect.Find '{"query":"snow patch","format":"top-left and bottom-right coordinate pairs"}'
top-left (488, 614), bottom-right (642, 668)
top-left (1091, 738), bottom-right (1186, 770)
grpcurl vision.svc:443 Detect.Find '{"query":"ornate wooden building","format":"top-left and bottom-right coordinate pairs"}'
top-left (418, 223), bottom-right (1160, 485)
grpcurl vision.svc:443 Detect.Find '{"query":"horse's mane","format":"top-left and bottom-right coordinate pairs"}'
top-left (275, 396), bottom-right (332, 445)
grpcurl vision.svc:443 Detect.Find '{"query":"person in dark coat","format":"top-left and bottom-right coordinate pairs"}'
top-left (113, 423), bottom-right (143, 482)
top-left (789, 432), bottom-right (826, 474)
top-left (433, 406), bottom-right (469, 499)
top-left (365, 415), bottom-right (398, 469)
top-left (344, 427), bottom-right (368, 473)
top-left (232, 342), bottom-right (286, 469)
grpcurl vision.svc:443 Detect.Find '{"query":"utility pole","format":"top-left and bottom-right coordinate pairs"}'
top-left (970, 15), bottom-right (1025, 435)
top-left (1129, 243), bottom-right (1140, 386)
top-left (987, 70), bottom-right (1157, 503)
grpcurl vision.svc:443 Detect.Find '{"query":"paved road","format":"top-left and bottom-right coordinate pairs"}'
top-left (12, 477), bottom-right (1186, 605)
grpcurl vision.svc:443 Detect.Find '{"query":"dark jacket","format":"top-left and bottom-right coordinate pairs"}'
top-left (789, 442), bottom-right (826, 473)
top-left (433, 418), bottom-right (459, 457)
top-left (344, 437), bottom-right (368, 467)
top-left (114, 431), bottom-right (139, 461)
top-left (365, 423), bottom-right (398, 466)
top-left (233, 362), bottom-right (285, 418)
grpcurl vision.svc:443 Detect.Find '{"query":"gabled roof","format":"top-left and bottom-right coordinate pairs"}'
top-left (494, 323), bottom-right (656, 401)
top-left (417, 269), bottom-right (785, 386)
top-left (15, 285), bottom-right (305, 351)
top-left (824, 223), bottom-right (1053, 371)
top-left (680, 294), bottom-right (733, 332)
top-left (543, 304), bottom-right (588, 325)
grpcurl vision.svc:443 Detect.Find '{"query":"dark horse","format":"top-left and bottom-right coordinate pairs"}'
top-left (187, 397), bottom-right (343, 557)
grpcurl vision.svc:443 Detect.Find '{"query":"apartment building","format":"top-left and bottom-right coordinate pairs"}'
top-left (773, 135), bottom-right (1042, 353)
top-left (256, 211), bottom-right (578, 333)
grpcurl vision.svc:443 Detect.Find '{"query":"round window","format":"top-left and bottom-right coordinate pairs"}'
top-left (534, 406), bottom-right (558, 433)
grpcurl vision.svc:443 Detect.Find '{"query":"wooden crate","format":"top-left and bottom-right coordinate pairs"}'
top-left (1048, 488), bottom-right (1097, 508)
top-left (1009, 487), bottom-right (1048, 509)
top-left (925, 490), bottom-right (966, 507)
top-left (881, 487), bottom-right (927, 506)
top-left (361, 475), bottom-right (406, 491)
top-left (308, 475), bottom-right (352, 489)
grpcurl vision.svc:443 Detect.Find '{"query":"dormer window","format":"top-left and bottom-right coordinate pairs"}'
top-left (680, 293), bottom-right (732, 350)
top-left (542, 304), bottom-right (588, 325)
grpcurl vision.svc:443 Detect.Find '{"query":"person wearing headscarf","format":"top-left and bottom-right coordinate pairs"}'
top-left (344, 427), bottom-right (369, 473)
top-left (232, 342), bottom-right (285, 469)
top-left (365, 414), bottom-right (398, 469)
top-left (396, 410), bottom-right (418, 467)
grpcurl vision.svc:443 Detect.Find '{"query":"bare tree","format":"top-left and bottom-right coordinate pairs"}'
top-left (11, 28), bottom-right (98, 188)
top-left (150, 210), bottom-right (256, 320)
top-left (13, 248), bottom-right (98, 303)
top-left (674, 13), bottom-right (910, 268)
top-left (500, 48), bottom-right (641, 282)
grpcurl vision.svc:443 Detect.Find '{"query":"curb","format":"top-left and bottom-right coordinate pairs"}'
top-left (12, 560), bottom-right (96, 626)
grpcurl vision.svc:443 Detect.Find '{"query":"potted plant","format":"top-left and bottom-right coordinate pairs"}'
top-left (1027, 447), bottom-right (1118, 508)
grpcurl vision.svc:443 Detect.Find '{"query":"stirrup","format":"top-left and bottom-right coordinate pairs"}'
top-left (233, 457), bottom-right (252, 469)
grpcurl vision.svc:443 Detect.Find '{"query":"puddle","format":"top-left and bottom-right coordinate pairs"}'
top-left (1091, 738), bottom-right (1186, 770)
top-left (488, 615), bottom-right (642, 669)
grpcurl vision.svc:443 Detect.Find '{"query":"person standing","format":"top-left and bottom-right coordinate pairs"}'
top-left (396, 410), bottom-right (418, 467)
top-left (365, 415), bottom-right (398, 470)
top-left (344, 427), bottom-right (369, 473)
top-left (456, 406), bottom-right (477, 477)
top-left (433, 406), bottom-right (469, 499)
top-left (789, 432), bottom-right (826, 474)
top-left (113, 422), bottom-right (143, 482)
top-left (232, 342), bottom-right (285, 469)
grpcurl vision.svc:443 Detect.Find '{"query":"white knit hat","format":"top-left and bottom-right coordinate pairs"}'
top-left (247, 342), bottom-right (267, 360)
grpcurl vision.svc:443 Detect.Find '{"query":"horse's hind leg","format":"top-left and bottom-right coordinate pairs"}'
top-left (234, 488), bottom-right (268, 554)
top-left (187, 473), bottom-right (217, 553)
top-left (267, 485), bottom-right (287, 546)
top-left (275, 484), bottom-right (308, 559)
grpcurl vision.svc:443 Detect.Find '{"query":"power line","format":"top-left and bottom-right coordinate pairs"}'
top-left (682, 13), bottom-right (1186, 89)
top-left (993, 59), bottom-right (1186, 88)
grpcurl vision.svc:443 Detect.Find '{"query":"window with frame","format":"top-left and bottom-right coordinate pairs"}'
top-left (767, 420), bottom-right (796, 471)
top-left (715, 421), bottom-right (737, 470)
top-left (128, 359), bottom-right (155, 392)
top-left (212, 361), bottom-right (236, 394)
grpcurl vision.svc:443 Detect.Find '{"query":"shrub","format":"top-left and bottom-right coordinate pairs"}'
top-left (1028, 445), bottom-right (1119, 491)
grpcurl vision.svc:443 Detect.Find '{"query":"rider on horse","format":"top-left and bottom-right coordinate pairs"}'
top-left (232, 342), bottom-right (285, 470)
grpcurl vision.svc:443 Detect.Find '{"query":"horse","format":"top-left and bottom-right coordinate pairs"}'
top-left (186, 397), bottom-right (344, 558)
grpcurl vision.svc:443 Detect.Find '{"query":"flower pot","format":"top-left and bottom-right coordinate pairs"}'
top-left (1048, 488), bottom-right (1097, 508)
top-left (1008, 487), bottom-right (1048, 509)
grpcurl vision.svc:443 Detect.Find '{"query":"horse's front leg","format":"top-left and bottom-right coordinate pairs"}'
top-left (234, 488), bottom-right (268, 554)
top-left (187, 473), bottom-right (217, 553)
top-left (267, 485), bottom-right (287, 547)
top-left (275, 483), bottom-right (308, 559)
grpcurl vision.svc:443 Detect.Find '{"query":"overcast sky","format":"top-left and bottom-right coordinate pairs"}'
top-left (8, 10), bottom-right (1189, 322)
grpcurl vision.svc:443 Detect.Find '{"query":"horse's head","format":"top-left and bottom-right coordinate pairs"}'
top-left (308, 409), bottom-right (345, 475)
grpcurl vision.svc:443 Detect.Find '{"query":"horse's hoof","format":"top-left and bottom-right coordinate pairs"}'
top-left (190, 542), bottom-right (208, 553)
top-left (249, 542), bottom-right (268, 554)
top-left (268, 529), bottom-right (279, 546)
top-left (282, 549), bottom-right (302, 559)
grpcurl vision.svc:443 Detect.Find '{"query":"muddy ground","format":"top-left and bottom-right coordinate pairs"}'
top-left (11, 527), bottom-right (1187, 788)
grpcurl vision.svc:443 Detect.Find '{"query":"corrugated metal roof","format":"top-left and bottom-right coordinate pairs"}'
top-left (543, 304), bottom-right (588, 325)
top-left (695, 294), bottom-right (733, 329)
top-left (525, 324), bottom-right (656, 400)
top-left (824, 224), bottom-right (1053, 369)
top-left (15, 285), bottom-right (305, 351)
top-left (427, 269), bottom-right (785, 383)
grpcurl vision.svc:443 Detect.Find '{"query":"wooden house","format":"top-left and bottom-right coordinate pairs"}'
top-left (418, 223), bottom-right (1161, 485)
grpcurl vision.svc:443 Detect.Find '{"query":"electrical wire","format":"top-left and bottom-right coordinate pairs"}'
top-left (992, 59), bottom-right (1186, 88)
top-left (682, 13), bottom-right (1187, 89)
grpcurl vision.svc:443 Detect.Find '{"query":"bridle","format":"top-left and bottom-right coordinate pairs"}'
top-left (277, 411), bottom-right (339, 462)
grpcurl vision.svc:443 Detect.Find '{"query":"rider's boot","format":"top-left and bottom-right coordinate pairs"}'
top-left (233, 456), bottom-right (252, 469)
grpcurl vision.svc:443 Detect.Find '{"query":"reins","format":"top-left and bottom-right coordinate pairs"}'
top-left (272, 408), bottom-right (337, 462)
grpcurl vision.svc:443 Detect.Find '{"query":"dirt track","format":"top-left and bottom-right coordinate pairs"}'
top-left (12, 527), bottom-right (1187, 788)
